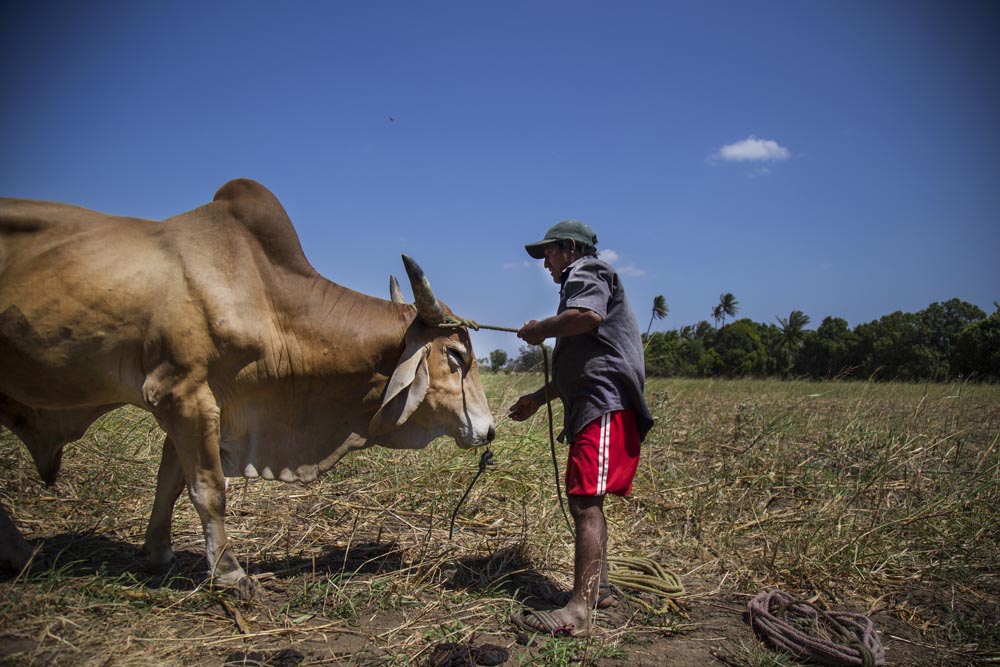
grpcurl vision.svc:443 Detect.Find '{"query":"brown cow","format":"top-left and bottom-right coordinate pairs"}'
top-left (0, 179), bottom-right (495, 593)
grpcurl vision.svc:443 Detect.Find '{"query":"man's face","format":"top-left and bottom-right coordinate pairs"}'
top-left (542, 242), bottom-right (576, 283)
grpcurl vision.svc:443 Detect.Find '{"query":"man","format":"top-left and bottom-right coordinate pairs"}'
top-left (509, 220), bottom-right (653, 637)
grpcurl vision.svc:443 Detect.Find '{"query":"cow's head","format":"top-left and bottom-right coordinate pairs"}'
top-left (369, 255), bottom-right (495, 450)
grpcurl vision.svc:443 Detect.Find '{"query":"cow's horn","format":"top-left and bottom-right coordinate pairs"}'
top-left (389, 275), bottom-right (406, 304)
top-left (402, 254), bottom-right (444, 325)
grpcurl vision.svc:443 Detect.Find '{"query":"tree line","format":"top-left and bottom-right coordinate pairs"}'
top-left (484, 296), bottom-right (1000, 382)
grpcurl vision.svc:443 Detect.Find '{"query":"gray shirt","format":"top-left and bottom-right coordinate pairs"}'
top-left (552, 256), bottom-right (654, 443)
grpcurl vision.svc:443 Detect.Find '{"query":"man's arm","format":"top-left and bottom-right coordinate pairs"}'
top-left (517, 308), bottom-right (603, 346)
top-left (508, 381), bottom-right (559, 421)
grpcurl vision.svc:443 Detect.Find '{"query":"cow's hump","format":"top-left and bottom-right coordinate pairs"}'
top-left (213, 179), bottom-right (316, 277)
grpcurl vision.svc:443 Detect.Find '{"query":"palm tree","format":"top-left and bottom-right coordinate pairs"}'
top-left (776, 310), bottom-right (811, 373)
top-left (645, 295), bottom-right (669, 338)
top-left (777, 310), bottom-right (810, 347)
top-left (715, 293), bottom-right (739, 328)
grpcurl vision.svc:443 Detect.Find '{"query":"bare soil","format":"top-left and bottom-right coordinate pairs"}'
top-left (0, 525), bottom-right (948, 666)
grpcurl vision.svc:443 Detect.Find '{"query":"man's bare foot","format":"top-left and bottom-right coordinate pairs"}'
top-left (549, 583), bottom-right (619, 610)
top-left (511, 604), bottom-right (592, 637)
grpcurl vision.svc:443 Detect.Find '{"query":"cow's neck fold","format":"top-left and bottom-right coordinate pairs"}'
top-left (273, 271), bottom-right (414, 377)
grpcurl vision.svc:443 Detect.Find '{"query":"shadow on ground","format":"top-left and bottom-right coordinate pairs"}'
top-left (255, 540), bottom-right (407, 579)
top-left (0, 534), bottom-right (411, 592)
top-left (445, 545), bottom-right (561, 610)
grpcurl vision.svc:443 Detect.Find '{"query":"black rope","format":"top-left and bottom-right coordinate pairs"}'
top-left (448, 447), bottom-right (494, 539)
top-left (543, 346), bottom-right (574, 536)
top-left (440, 315), bottom-right (572, 537)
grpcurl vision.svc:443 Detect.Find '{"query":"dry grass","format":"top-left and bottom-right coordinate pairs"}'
top-left (1, 376), bottom-right (998, 666)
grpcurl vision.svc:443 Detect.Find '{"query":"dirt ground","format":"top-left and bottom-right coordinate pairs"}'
top-left (256, 578), bottom-right (935, 667)
top-left (0, 534), bottom-right (943, 667)
top-left (216, 595), bottom-right (964, 666)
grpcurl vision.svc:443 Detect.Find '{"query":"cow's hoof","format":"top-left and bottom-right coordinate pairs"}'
top-left (235, 575), bottom-right (257, 601)
top-left (212, 570), bottom-right (257, 601)
top-left (141, 546), bottom-right (176, 572)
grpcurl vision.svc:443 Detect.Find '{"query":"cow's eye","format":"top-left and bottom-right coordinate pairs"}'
top-left (447, 347), bottom-right (467, 371)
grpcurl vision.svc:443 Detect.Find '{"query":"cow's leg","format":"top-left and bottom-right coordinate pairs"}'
top-left (150, 376), bottom-right (248, 593)
top-left (142, 435), bottom-right (186, 570)
top-left (0, 501), bottom-right (33, 572)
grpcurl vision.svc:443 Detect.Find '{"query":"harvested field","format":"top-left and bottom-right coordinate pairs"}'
top-left (1, 376), bottom-right (998, 666)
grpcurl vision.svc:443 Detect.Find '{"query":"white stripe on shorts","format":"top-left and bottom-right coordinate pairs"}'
top-left (597, 413), bottom-right (610, 495)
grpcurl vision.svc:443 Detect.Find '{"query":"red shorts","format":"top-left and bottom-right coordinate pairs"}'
top-left (566, 410), bottom-right (641, 497)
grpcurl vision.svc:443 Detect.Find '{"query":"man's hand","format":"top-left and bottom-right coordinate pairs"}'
top-left (517, 320), bottom-right (547, 346)
top-left (508, 393), bottom-right (542, 421)
top-left (517, 309), bottom-right (603, 347)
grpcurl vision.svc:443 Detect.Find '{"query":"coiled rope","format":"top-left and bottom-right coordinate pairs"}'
top-left (748, 590), bottom-right (884, 667)
top-left (608, 555), bottom-right (685, 614)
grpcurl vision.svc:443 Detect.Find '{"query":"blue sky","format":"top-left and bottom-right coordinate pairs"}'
top-left (2, 1), bottom-right (997, 358)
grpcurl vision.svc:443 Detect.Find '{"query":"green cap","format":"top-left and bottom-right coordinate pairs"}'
top-left (524, 220), bottom-right (598, 259)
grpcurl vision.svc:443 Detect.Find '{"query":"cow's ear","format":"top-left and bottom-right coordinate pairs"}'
top-left (369, 344), bottom-right (430, 435)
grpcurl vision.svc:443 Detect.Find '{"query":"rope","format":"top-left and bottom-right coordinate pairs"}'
top-left (448, 448), bottom-right (494, 540)
top-left (748, 590), bottom-right (885, 667)
top-left (608, 555), bottom-right (685, 615)
top-left (437, 315), bottom-right (520, 333)
top-left (438, 315), bottom-right (574, 535)
top-left (437, 316), bottom-right (516, 539)
top-left (542, 346), bottom-right (574, 536)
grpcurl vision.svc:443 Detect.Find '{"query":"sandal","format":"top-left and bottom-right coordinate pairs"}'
top-left (510, 610), bottom-right (578, 637)
top-left (548, 583), bottom-right (620, 610)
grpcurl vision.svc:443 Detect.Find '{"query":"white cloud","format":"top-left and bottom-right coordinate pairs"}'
top-left (600, 249), bottom-right (645, 277)
top-left (503, 260), bottom-right (537, 270)
top-left (508, 250), bottom-right (647, 279)
top-left (712, 135), bottom-right (790, 163)
top-left (617, 265), bottom-right (647, 277)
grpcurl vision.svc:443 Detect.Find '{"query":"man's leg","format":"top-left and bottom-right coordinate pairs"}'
top-left (512, 493), bottom-right (606, 635)
top-left (533, 494), bottom-right (607, 634)
top-left (569, 494), bottom-right (607, 611)
top-left (514, 410), bottom-right (640, 636)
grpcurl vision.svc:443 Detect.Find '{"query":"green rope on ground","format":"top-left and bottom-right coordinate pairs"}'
top-left (608, 555), bottom-right (686, 615)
